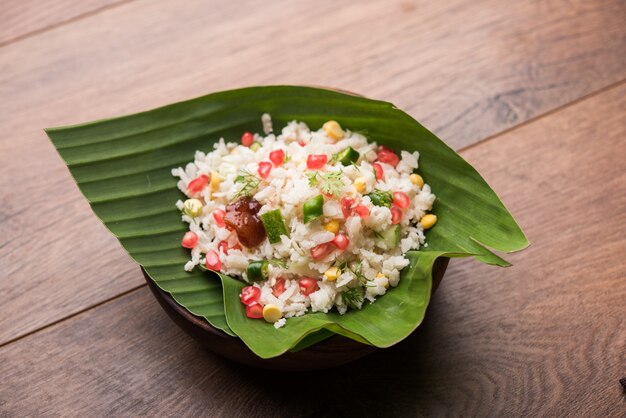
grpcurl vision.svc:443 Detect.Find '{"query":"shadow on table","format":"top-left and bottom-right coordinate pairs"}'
top-left (214, 288), bottom-right (463, 417)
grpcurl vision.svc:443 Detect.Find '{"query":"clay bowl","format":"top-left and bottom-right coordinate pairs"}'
top-left (143, 257), bottom-right (449, 372)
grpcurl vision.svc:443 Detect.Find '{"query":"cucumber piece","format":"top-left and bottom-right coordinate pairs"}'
top-left (380, 225), bottom-right (401, 249)
top-left (260, 209), bottom-right (289, 244)
top-left (335, 146), bottom-right (360, 165)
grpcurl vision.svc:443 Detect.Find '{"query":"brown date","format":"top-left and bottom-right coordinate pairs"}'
top-left (223, 196), bottom-right (266, 248)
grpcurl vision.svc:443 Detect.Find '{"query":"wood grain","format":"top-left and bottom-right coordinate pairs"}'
top-left (1, 78), bottom-right (624, 417)
top-left (0, 0), bottom-right (127, 46)
top-left (1, 0), bottom-right (626, 345)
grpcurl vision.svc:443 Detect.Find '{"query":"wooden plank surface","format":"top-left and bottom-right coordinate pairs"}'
top-left (1, 0), bottom-right (626, 345)
top-left (0, 0), bottom-right (126, 47)
top-left (1, 79), bottom-right (624, 417)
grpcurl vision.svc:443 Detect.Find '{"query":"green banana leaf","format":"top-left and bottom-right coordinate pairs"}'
top-left (46, 86), bottom-right (528, 358)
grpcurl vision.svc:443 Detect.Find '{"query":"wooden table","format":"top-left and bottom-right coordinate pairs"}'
top-left (1, 0), bottom-right (625, 416)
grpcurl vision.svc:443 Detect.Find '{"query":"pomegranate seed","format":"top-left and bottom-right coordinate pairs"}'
top-left (331, 233), bottom-right (350, 250)
top-left (187, 174), bottom-right (209, 195)
top-left (299, 277), bottom-right (319, 296)
top-left (258, 161), bottom-right (272, 179)
top-left (273, 277), bottom-right (286, 297)
top-left (246, 303), bottom-right (264, 319)
top-left (354, 204), bottom-right (370, 218)
top-left (341, 197), bottom-right (355, 219)
top-left (269, 149), bottom-right (285, 166)
top-left (310, 243), bottom-right (333, 260)
top-left (213, 209), bottom-right (226, 227)
top-left (241, 131), bottom-right (254, 147)
top-left (373, 163), bottom-right (384, 180)
top-left (391, 206), bottom-right (403, 225)
top-left (392, 191), bottom-right (410, 209)
top-left (181, 231), bottom-right (198, 249)
top-left (307, 154), bottom-right (328, 170)
top-left (240, 286), bottom-right (261, 305)
top-left (205, 250), bottom-right (222, 270)
top-left (298, 140), bottom-right (306, 147)
top-left (377, 147), bottom-right (400, 167)
top-left (218, 240), bottom-right (229, 254)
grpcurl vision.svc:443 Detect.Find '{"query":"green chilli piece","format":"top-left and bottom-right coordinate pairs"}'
top-left (336, 146), bottom-right (360, 165)
top-left (247, 260), bottom-right (269, 281)
top-left (260, 209), bottom-right (290, 244)
top-left (303, 194), bottom-right (324, 223)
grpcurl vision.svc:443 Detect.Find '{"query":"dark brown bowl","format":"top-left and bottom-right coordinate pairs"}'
top-left (143, 257), bottom-right (449, 371)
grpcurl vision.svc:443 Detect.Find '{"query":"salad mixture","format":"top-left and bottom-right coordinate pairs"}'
top-left (172, 115), bottom-right (436, 328)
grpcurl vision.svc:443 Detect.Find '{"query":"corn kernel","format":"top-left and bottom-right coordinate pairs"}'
top-left (210, 171), bottom-right (222, 191)
top-left (324, 267), bottom-right (342, 282)
top-left (323, 120), bottom-right (344, 141)
top-left (262, 304), bottom-right (283, 323)
top-left (410, 174), bottom-right (424, 188)
top-left (183, 199), bottom-right (203, 217)
top-left (323, 219), bottom-right (341, 234)
top-left (354, 177), bottom-right (367, 193)
top-left (420, 214), bottom-right (437, 229)
top-left (250, 142), bottom-right (261, 152)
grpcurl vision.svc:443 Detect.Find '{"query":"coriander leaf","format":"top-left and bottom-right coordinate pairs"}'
top-left (365, 189), bottom-right (393, 207)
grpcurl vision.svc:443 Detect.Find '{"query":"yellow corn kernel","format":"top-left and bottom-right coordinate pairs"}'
top-left (262, 304), bottom-right (283, 323)
top-left (183, 199), bottom-right (203, 217)
top-left (210, 171), bottom-right (222, 191)
top-left (420, 214), bottom-right (437, 229)
top-left (323, 120), bottom-right (344, 141)
top-left (376, 272), bottom-right (389, 288)
top-left (324, 267), bottom-right (342, 282)
top-left (410, 174), bottom-right (424, 188)
top-left (323, 219), bottom-right (341, 234)
top-left (250, 142), bottom-right (261, 152)
top-left (354, 177), bottom-right (367, 193)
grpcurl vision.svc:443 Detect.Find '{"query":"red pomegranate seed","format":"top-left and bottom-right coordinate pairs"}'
top-left (240, 286), bottom-right (261, 305)
top-left (213, 209), bottom-right (226, 227)
top-left (373, 163), bottom-right (384, 180)
top-left (331, 233), bottom-right (350, 250)
top-left (205, 250), bottom-right (222, 270)
top-left (377, 147), bottom-right (400, 167)
top-left (341, 197), bottom-right (355, 219)
top-left (392, 191), bottom-right (410, 209)
top-left (354, 204), bottom-right (370, 218)
top-left (299, 277), bottom-right (319, 296)
top-left (218, 240), bottom-right (229, 254)
top-left (273, 277), bottom-right (286, 297)
top-left (298, 140), bottom-right (306, 147)
top-left (269, 149), bottom-right (285, 166)
top-left (258, 161), bottom-right (272, 179)
top-left (187, 174), bottom-right (209, 195)
top-left (246, 303), bottom-right (264, 319)
top-left (181, 231), bottom-right (198, 249)
top-left (307, 154), bottom-right (328, 170)
top-left (391, 206), bottom-right (403, 225)
top-left (241, 131), bottom-right (254, 147)
top-left (310, 243), bottom-right (333, 260)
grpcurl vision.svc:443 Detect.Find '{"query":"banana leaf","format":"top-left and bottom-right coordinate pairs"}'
top-left (46, 86), bottom-right (528, 358)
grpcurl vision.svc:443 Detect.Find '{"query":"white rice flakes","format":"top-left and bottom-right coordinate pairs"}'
top-left (172, 116), bottom-right (435, 326)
